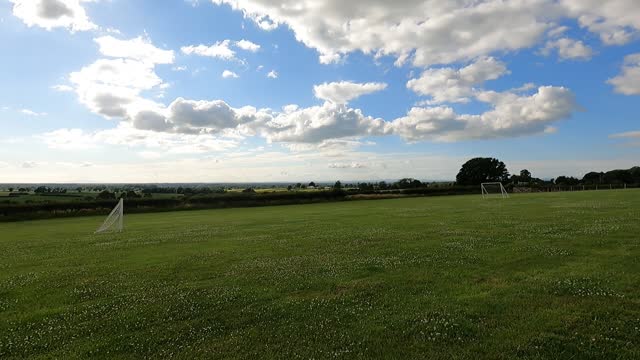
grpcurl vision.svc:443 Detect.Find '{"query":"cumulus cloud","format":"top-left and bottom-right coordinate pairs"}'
top-left (181, 40), bottom-right (236, 60)
top-left (69, 58), bottom-right (165, 118)
top-left (392, 86), bottom-right (577, 141)
top-left (260, 102), bottom-right (391, 143)
top-left (212, 0), bottom-right (560, 66)
top-left (407, 57), bottom-right (508, 104)
top-left (94, 36), bottom-right (175, 64)
top-left (212, 0), bottom-right (640, 66)
top-left (267, 70), bottom-right (278, 78)
top-left (235, 39), bottom-right (260, 52)
top-left (560, 0), bottom-right (640, 45)
top-left (542, 37), bottom-right (594, 60)
top-left (222, 70), bottom-right (239, 78)
top-left (313, 81), bottom-right (387, 104)
top-left (608, 53), bottom-right (640, 95)
top-left (10, 0), bottom-right (97, 32)
top-left (55, 18), bottom-right (582, 151)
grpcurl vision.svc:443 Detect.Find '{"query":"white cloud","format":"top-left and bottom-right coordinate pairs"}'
top-left (560, 0), bottom-right (640, 45)
top-left (328, 162), bottom-right (367, 169)
top-left (172, 66), bottom-right (188, 72)
top-left (407, 57), bottom-right (508, 104)
top-left (259, 102), bottom-right (391, 144)
top-left (608, 53), bottom-right (640, 95)
top-left (21, 161), bottom-right (38, 168)
top-left (38, 124), bottom-right (241, 153)
top-left (213, 0), bottom-right (561, 66)
top-left (313, 81), bottom-right (387, 104)
top-left (181, 40), bottom-right (236, 60)
top-left (10, 0), bottom-right (97, 32)
top-left (392, 86), bottom-right (577, 142)
top-left (542, 37), bottom-right (594, 60)
top-left (282, 104), bottom-right (299, 113)
top-left (94, 36), bottom-right (175, 64)
top-left (38, 128), bottom-right (98, 149)
top-left (610, 130), bottom-right (640, 139)
top-left (222, 70), bottom-right (239, 78)
top-left (236, 39), bottom-right (260, 52)
top-left (21, 109), bottom-right (47, 116)
top-left (129, 97), bottom-right (273, 136)
top-left (548, 25), bottom-right (569, 38)
top-left (213, 0), bottom-right (640, 67)
top-left (69, 58), bottom-right (165, 118)
top-left (267, 70), bottom-right (278, 78)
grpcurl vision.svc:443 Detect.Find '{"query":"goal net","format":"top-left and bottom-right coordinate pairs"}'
top-left (95, 198), bottom-right (124, 233)
top-left (481, 182), bottom-right (509, 199)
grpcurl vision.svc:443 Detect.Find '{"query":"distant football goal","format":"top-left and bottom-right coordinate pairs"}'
top-left (481, 182), bottom-right (509, 199)
top-left (95, 198), bottom-right (124, 233)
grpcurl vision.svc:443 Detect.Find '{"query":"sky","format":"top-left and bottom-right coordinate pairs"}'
top-left (0, 0), bottom-right (639, 183)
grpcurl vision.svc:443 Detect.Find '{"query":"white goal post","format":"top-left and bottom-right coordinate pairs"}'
top-left (95, 198), bottom-right (124, 233)
top-left (481, 182), bottom-right (509, 199)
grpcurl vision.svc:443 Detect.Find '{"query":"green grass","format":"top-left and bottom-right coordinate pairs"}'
top-left (1, 190), bottom-right (639, 359)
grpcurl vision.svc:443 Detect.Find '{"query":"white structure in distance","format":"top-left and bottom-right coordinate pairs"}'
top-left (481, 182), bottom-right (509, 199)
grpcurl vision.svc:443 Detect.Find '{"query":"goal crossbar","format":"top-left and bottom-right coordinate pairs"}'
top-left (481, 182), bottom-right (509, 199)
top-left (95, 198), bottom-right (124, 233)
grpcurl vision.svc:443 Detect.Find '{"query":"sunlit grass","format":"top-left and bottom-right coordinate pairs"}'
top-left (1, 190), bottom-right (639, 359)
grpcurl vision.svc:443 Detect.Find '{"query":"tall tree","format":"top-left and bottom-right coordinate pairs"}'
top-left (456, 157), bottom-right (509, 185)
top-left (519, 169), bottom-right (532, 181)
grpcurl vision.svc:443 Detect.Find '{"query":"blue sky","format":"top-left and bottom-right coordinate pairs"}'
top-left (1, 0), bottom-right (639, 183)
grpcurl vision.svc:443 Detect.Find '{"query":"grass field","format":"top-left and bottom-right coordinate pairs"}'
top-left (1, 190), bottom-right (639, 359)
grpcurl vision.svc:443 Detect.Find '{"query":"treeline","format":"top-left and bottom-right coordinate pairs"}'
top-left (0, 183), bottom-right (485, 222)
top-left (2, 160), bottom-right (639, 222)
top-left (565, 167), bottom-right (640, 185)
top-left (0, 190), bottom-right (349, 222)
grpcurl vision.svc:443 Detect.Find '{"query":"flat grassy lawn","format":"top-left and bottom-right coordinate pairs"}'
top-left (1, 191), bottom-right (639, 359)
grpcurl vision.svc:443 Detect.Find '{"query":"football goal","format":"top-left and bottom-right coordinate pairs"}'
top-left (481, 182), bottom-right (509, 199)
top-left (95, 198), bottom-right (124, 233)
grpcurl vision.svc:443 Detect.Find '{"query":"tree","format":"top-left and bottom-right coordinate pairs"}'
top-left (308, 182), bottom-right (316, 188)
top-left (333, 181), bottom-right (342, 190)
top-left (603, 169), bottom-right (633, 184)
top-left (395, 178), bottom-right (423, 189)
top-left (97, 190), bottom-right (116, 200)
top-left (520, 169), bottom-right (532, 181)
top-left (34, 186), bottom-right (50, 194)
top-left (555, 176), bottom-right (580, 186)
top-left (582, 172), bottom-right (603, 184)
top-left (456, 157), bottom-right (509, 185)
top-left (125, 190), bottom-right (140, 198)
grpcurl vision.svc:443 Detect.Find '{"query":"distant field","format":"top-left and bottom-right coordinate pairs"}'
top-left (1, 191), bottom-right (639, 359)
